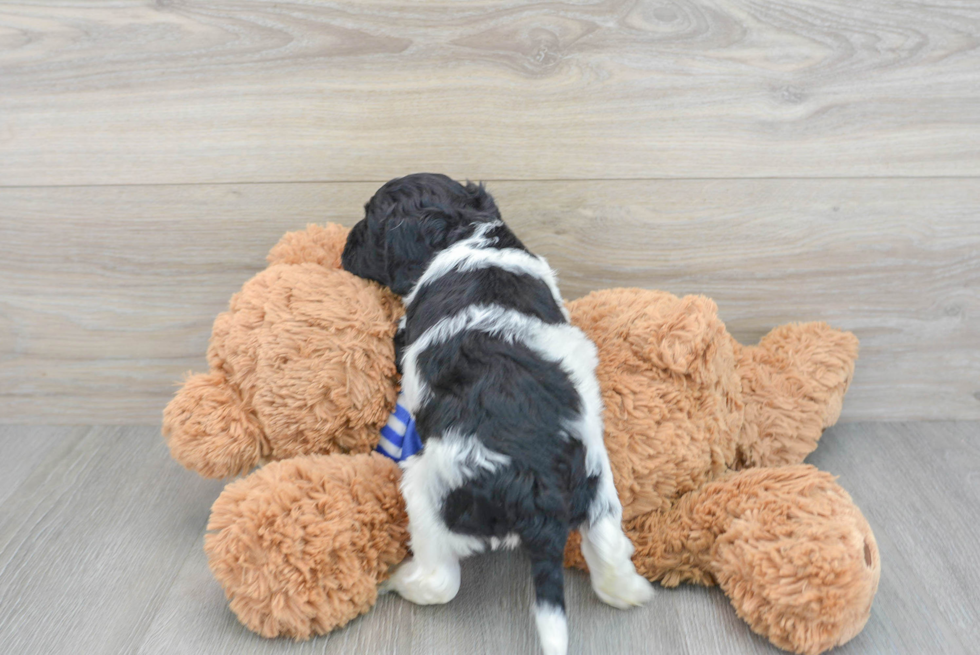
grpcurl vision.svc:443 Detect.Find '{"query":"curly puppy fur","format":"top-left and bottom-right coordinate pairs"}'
top-left (341, 174), bottom-right (653, 655)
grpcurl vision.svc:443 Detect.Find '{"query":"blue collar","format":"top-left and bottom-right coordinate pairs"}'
top-left (376, 395), bottom-right (423, 462)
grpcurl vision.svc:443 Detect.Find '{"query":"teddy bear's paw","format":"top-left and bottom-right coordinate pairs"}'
top-left (206, 453), bottom-right (409, 638)
top-left (162, 371), bottom-right (265, 478)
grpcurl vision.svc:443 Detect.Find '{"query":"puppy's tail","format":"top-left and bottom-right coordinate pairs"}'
top-left (526, 527), bottom-right (570, 655)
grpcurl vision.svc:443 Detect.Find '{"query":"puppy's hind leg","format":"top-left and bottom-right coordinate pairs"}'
top-left (580, 478), bottom-right (655, 609)
top-left (385, 550), bottom-right (461, 605)
top-left (384, 452), bottom-right (464, 605)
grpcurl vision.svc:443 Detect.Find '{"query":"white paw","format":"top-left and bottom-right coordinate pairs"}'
top-left (389, 559), bottom-right (460, 605)
top-left (592, 569), bottom-right (655, 609)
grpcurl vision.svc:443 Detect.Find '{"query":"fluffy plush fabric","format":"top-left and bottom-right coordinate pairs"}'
top-left (734, 322), bottom-right (859, 468)
top-left (163, 224), bottom-right (403, 478)
top-left (206, 452), bottom-right (407, 639)
top-left (561, 289), bottom-right (876, 655)
top-left (173, 224), bottom-right (879, 655)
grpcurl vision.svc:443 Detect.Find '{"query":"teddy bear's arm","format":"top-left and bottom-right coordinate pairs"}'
top-left (734, 323), bottom-right (859, 468)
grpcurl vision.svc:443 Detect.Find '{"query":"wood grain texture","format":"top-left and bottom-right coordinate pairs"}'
top-left (1, 423), bottom-right (976, 653)
top-left (0, 426), bottom-right (87, 504)
top-left (1, 0), bottom-right (979, 185)
top-left (0, 427), bottom-right (226, 654)
top-left (2, 179), bottom-right (977, 423)
top-left (137, 533), bottom-right (777, 655)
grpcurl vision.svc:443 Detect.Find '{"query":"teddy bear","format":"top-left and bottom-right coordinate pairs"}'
top-left (164, 224), bottom-right (880, 655)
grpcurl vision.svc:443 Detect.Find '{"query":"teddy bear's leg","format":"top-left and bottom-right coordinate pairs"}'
top-left (735, 323), bottom-right (859, 468)
top-left (205, 452), bottom-right (409, 639)
top-left (646, 465), bottom-right (880, 655)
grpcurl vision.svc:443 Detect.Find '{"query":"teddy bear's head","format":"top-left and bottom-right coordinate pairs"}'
top-left (163, 224), bottom-right (403, 478)
top-left (567, 288), bottom-right (745, 521)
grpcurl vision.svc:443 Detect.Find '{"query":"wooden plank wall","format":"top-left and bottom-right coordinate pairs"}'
top-left (1, 1), bottom-right (978, 423)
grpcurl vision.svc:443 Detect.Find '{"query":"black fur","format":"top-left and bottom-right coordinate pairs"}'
top-left (341, 173), bottom-right (501, 295)
top-left (403, 267), bottom-right (566, 346)
top-left (342, 173), bottom-right (596, 618)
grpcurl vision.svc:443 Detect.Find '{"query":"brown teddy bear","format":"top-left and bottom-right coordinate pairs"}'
top-left (165, 225), bottom-right (880, 655)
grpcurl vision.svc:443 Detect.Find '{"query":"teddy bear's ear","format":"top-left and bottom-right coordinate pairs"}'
top-left (162, 371), bottom-right (266, 478)
top-left (645, 294), bottom-right (728, 377)
top-left (266, 223), bottom-right (350, 269)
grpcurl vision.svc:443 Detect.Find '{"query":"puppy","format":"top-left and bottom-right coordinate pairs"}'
top-left (342, 173), bottom-right (653, 655)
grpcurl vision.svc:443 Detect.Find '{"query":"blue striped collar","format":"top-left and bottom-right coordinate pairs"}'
top-left (376, 394), bottom-right (423, 462)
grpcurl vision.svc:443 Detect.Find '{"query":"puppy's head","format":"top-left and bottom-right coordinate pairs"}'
top-left (342, 173), bottom-right (500, 295)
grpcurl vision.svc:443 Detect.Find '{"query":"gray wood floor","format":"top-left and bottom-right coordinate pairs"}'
top-left (1, 423), bottom-right (978, 654)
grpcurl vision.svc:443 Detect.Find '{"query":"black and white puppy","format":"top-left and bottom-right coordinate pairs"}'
top-left (342, 173), bottom-right (653, 655)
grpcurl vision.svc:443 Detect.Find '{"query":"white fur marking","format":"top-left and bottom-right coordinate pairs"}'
top-left (402, 223), bottom-right (569, 321)
top-left (534, 603), bottom-right (568, 655)
top-left (396, 434), bottom-right (512, 566)
top-left (489, 533), bottom-right (522, 551)
top-left (580, 515), bottom-right (655, 609)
